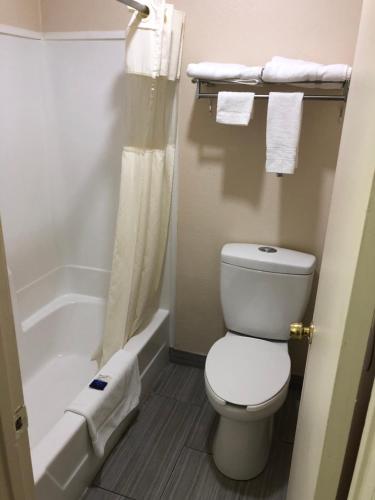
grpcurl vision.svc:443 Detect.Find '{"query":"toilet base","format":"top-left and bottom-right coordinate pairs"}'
top-left (212, 415), bottom-right (273, 480)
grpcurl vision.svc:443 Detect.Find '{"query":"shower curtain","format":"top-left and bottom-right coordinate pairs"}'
top-left (99, 2), bottom-right (185, 366)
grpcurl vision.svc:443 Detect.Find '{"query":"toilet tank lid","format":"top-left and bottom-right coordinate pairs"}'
top-left (221, 244), bottom-right (316, 275)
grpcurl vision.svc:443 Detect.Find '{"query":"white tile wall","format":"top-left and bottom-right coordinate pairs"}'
top-left (43, 40), bottom-right (126, 269)
top-left (0, 33), bottom-right (175, 315)
top-left (0, 35), bottom-right (61, 289)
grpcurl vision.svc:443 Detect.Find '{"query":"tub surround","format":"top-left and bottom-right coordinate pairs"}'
top-left (0, 33), bottom-right (126, 290)
top-left (1, 28), bottom-right (175, 499)
top-left (0, 29), bottom-right (174, 311)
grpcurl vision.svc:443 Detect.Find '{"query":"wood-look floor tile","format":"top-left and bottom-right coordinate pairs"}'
top-left (249, 439), bottom-right (293, 499)
top-left (186, 398), bottom-right (218, 453)
top-left (153, 363), bottom-right (206, 406)
top-left (274, 389), bottom-right (301, 444)
top-left (94, 394), bottom-right (199, 500)
top-left (161, 441), bottom-right (293, 500)
top-left (83, 487), bottom-right (130, 500)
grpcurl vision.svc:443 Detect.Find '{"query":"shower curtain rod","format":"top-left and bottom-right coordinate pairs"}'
top-left (117, 0), bottom-right (149, 16)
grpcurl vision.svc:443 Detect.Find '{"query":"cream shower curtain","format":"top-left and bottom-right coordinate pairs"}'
top-left (99, 2), bottom-right (184, 366)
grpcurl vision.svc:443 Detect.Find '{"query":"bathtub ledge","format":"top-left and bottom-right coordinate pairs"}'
top-left (22, 293), bottom-right (105, 331)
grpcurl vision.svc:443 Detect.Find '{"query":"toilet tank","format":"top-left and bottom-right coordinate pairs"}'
top-left (221, 244), bottom-right (316, 341)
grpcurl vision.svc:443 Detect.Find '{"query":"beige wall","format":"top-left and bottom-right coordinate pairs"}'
top-left (288, 0), bottom-right (375, 493)
top-left (173, 0), bottom-right (363, 375)
top-left (0, 0), bottom-right (41, 31)
top-left (40, 0), bottom-right (129, 32)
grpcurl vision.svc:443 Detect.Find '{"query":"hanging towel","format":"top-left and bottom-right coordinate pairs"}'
top-left (262, 56), bottom-right (351, 83)
top-left (125, 1), bottom-right (184, 80)
top-left (266, 92), bottom-right (304, 175)
top-left (187, 62), bottom-right (263, 82)
top-left (66, 350), bottom-right (141, 457)
top-left (216, 91), bottom-right (255, 126)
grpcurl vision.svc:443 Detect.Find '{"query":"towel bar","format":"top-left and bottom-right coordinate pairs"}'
top-left (194, 79), bottom-right (350, 102)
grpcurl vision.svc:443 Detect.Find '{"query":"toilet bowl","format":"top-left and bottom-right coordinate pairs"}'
top-left (205, 333), bottom-right (290, 479)
top-left (205, 243), bottom-right (316, 480)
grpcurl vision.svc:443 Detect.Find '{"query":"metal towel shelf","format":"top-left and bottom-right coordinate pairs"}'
top-left (193, 78), bottom-right (350, 102)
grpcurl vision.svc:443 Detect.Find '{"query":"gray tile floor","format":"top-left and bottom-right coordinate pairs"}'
top-left (85, 363), bottom-right (300, 500)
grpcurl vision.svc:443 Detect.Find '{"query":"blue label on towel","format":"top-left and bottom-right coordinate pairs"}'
top-left (89, 379), bottom-right (108, 391)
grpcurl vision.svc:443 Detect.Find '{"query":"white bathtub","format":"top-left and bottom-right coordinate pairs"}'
top-left (12, 266), bottom-right (169, 500)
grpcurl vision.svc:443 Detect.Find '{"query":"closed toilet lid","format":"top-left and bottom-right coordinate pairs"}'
top-left (205, 336), bottom-right (291, 407)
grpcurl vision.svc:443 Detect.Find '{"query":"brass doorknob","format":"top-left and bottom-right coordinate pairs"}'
top-left (290, 322), bottom-right (315, 342)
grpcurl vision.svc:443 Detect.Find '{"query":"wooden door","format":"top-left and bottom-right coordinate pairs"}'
top-left (287, 0), bottom-right (375, 498)
top-left (0, 218), bottom-right (35, 500)
top-left (347, 381), bottom-right (375, 500)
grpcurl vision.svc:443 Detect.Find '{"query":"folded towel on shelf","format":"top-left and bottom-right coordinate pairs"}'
top-left (216, 91), bottom-right (255, 126)
top-left (187, 62), bottom-right (263, 82)
top-left (66, 350), bottom-right (141, 457)
top-left (266, 92), bottom-right (304, 175)
top-left (262, 56), bottom-right (351, 83)
top-left (290, 82), bottom-right (346, 90)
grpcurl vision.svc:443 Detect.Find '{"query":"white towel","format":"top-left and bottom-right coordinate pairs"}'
top-left (262, 56), bottom-right (351, 83)
top-left (187, 62), bottom-right (262, 82)
top-left (266, 92), bottom-right (304, 175)
top-left (125, 1), bottom-right (184, 81)
top-left (216, 92), bottom-right (255, 126)
top-left (66, 350), bottom-right (141, 457)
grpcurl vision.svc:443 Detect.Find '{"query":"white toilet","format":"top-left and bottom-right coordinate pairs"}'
top-left (205, 243), bottom-right (316, 480)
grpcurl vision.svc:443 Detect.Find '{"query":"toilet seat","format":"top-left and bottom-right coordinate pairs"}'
top-left (205, 335), bottom-right (291, 407)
